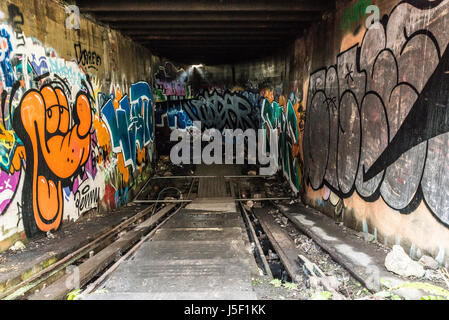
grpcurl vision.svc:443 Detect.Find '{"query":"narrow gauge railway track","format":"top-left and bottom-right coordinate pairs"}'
top-left (1, 179), bottom-right (194, 300)
top-left (28, 203), bottom-right (181, 300)
top-left (240, 200), bottom-right (352, 299)
top-left (80, 204), bottom-right (180, 297)
top-left (0, 204), bottom-right (147, 300)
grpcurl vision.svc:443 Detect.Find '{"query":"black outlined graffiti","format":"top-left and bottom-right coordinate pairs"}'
top-left (74, 43), bottom-right (102, 71)
top-left (181, 90), bottom-right (258, 131)
top-left (74, 182), bottom-right (100, 216)
top-left (7, 4), bottom-right (24, 47)
top-left (303, 0), bottom-right (449, 227)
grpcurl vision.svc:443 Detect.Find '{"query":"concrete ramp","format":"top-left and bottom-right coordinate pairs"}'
top-left (198, 177), bottom-right (229, 198)
top-left (185, 198), bottom-right (237, 212)
top-left (85, 202), bottom-right (258, 300)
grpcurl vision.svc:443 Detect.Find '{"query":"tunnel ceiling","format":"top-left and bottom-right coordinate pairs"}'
top-left (76, 0), bottom-right (335, 65)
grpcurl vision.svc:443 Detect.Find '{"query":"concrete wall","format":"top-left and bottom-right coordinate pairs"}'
top-left (151, 55), bottom-right (291, 153)
top-left (297, 0), bottom-right (449, 267)
top-left (194, 0), bottom-right (449, 268)
top-left (0, 0), bottom-right (164, 250)
top-left (3, 0), bottom-right (447, 268)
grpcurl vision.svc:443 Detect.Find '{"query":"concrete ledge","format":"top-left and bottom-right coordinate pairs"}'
top-left (276, 202), bottom-right (403, 292)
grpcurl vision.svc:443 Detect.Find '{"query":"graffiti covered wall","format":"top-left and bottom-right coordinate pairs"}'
top-left (153, 62), bottom-right (266, 157)
top-left (299, 0), bottom-right (449, 266)
top-left (260, 91), bottom-right (304, 194)
top-left (0, 0), bottom-right (157, 249)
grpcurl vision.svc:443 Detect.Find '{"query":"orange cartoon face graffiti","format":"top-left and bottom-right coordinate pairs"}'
top-left (13, 85), bottom-right (92, 237)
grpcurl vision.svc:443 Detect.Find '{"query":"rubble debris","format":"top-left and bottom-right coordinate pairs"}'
top-left (356, 231), bottom-right (375, 243)
top-left (253, 194), bottom-right (263, 208)
top-left (298, 254), bottom-right (345, 299)
top-left (118, 231), bottom-right (127, 237)
top-left (253, 202), bottom-right (263, 208)
top-left (326, 276), bottom-right (340, 290)
top-left (419, 255), bottom-right (439, 270)
top-left (384, 245), bottom-right (425, 278)
top-left (253, 201), bottom-right (447, 300)
top-left (9, 241), bottom-right (26, 251)
top-left (267, 249), bottom-right (278, 261)
top-left (440, 268), bottom-right (449, 289)
top-left (280, 217), bottom-right (289, 227)
top-left (308, 276), bottom-right (321, 289)
top-left (424, 269), bottom-right (442, 283)
top-left (299, 254), bottom-right (325, 278)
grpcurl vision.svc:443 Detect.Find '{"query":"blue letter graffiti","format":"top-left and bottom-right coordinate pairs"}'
top-left (101, 81), bottom-right (154, 169)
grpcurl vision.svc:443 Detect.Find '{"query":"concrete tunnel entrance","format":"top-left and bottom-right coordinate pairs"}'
top-left (0, 0), bottom-right (448, 305)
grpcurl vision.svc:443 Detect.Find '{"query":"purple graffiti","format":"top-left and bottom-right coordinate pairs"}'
top-left (0, 170), bottom-right (20, 214)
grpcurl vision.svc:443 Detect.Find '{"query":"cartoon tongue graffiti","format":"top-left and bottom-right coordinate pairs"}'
top-left (13, 84), bottom-right (91, 237)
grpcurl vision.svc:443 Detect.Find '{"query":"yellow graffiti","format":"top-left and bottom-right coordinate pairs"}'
top-left (113, 88), bottom-right (122, 110)
top-left (230, 85), bottom-right (244, 92)
top-left (92, 113), bottom-right (111, 164)
top-left (0, 122), bottom-right (26, 173)
top-left (263, 89), bottom-right (275, 103)
top-left (279, 95), bottom-right (287, 107)
top-left (117, 152), bottom-right (129, 185)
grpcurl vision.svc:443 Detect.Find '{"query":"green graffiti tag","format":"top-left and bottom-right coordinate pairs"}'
top-left (341, 0), bottom-right (371, 31)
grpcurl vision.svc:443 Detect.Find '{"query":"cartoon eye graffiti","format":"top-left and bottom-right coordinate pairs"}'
top-left (13, 84), bottom-right (92, 237)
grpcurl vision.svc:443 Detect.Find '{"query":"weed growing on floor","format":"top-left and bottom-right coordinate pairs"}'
top-left (270, 279), bottom-right (282, 288)
top-left (283, 282), bottom-right (298, 291)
